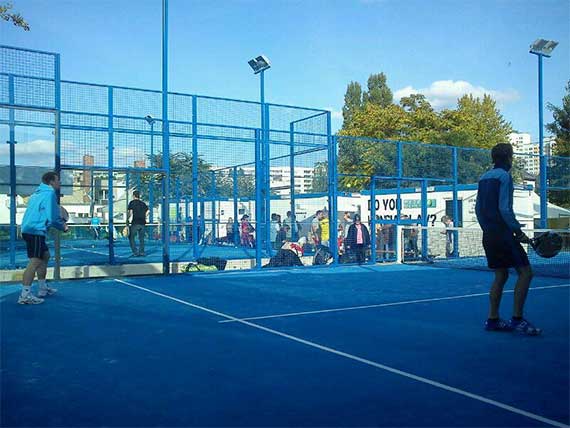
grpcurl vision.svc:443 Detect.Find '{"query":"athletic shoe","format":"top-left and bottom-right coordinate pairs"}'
top-left (484, 318), bottom-right (513, 332)
top-left (18, 294), bottom-right (44, 305)
top-left (509, 318), bottom-right (542, 336)
top-left (37, 287), bottom-right (58, 298)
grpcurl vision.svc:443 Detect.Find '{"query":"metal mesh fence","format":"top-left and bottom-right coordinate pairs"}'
top-left (1, 46), bottom-right (58, 110)
top-left (2, 45), bottom-right (569, 276)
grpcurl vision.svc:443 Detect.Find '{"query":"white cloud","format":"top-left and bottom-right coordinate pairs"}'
top-left (394, 80), bottom-right (520, 109)
top-left (325, 107), bottom-right (343, 120)
top-left (0, 139), bottom-right (55, 167)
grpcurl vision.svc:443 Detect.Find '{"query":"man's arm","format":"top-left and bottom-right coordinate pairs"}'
top-left (47, 192), bottom-right (66, 231)
top-left (498, 173), bottom-right (528, 241)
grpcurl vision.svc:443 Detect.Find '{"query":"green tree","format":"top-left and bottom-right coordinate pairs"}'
top-left (546, 81), bottom-right (570, 208)
top-left (546, 80), bottom-right (570, 156)
top-left (310, 161), bottom-right (328, 193)
top-left (362, 73), bottom-right (393, 108)
top-left (138, 152), bottom-right (212, 200)
top-left (342, 81), bottom-right (363, 127)
top-left (437, 95), bottom-right (512, 148)
top-left (1, 2), bottom-right (29, 30)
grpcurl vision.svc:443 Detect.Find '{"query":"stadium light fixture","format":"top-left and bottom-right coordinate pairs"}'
top-left (248, 55), bottom-right (271, 74)
top-left (529, 39), bottom-right (558, 57)
top-left (529, 38), bottom-right (558, 228)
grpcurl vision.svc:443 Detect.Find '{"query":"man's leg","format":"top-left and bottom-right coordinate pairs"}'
top-left (513, 265), bottom-right (533, 318)
top-left (138, 225), bottom-right (145, 255)
top-left (488, 268), bottom-right (509, 319)
top-left (129, 225), bottom-right (138, 255)
top-left (23, 257), bottom-right (42, 287)
top-left (37, 251), bottom-right (57, 297)
top-left (20, 257), bottom-right (44, 304)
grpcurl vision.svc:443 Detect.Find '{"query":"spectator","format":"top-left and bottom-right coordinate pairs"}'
top-left (311, 210), bottom-right (322, 246)
top-left (346, 214), bottom-right (371, 264)
top-left (319, 210), bottom-right (330, 247)
top-left (240, 214), bottom-right (255, 248)
top-left (441, 216), bottom-right (455, 257)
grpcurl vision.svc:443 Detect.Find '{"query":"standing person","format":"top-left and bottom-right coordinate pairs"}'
top-left (345, 214), bottom-right (371, 264)
top-left (402, 215), bottom-right (419, 258)
top-left (440, 216), bottom-right (455, 257)
top-left (475, 143), bottom-right (540, 335)
top-left (319, 210), bottom-right (330, 248)
top-left (225, 217), bottom-right (234, 245)
top-left (342, 212), bottom-right (352, 239)
top-left (275, 224), bottom-right (289, 249)
top-left (240, 214), bottom-right (255, 248)
top-left (90, 215), bottom-right (101, 240)
top-left (283, 211), bottom-right (293, 241)
top-left (19, 171), bottom-right (68, 304)
top-left (380, 223), bottom-right (394, 260)
top-left (311, 210), bottom-right (322, 247)
top-left (127, 190), bottom-right (148, 257)
top-left (270, 213), bottom-right (280, 249)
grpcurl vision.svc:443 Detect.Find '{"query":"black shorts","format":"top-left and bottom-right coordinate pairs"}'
top-left (22, 233), bottom-right (49, 259)
top-left (482, 231), bottom-right (529, 270)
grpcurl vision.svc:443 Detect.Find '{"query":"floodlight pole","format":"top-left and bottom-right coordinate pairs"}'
top-left (532, 52), bottom-right (548, 228)
top-left (162, 0), bottom-right (170, 273)
top-left (259, 69), bottom-right (269, 254)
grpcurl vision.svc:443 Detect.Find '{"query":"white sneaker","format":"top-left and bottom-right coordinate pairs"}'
top-left (37, 287), bottom-right (58, 298)
top-left (18, 294), bottom-right (44, 305)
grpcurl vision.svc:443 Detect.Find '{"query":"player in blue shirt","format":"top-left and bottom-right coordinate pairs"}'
top-left (475, 143), bottom-right (540, 335)
top-left (19, 172), bottom-right (68, 304)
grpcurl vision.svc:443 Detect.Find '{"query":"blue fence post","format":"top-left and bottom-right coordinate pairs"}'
top-left (452, 147), bottom-right (459, 257)
top-left (289, 122), bottom-right (297, 242)
top-left (191, 95), bottom-right (198, 258)
top-left (210, 171), bottom-right (217, 242)
top-left (255, 128), bottom-right (262, 268)
top-left (264, 103), bottom-right (271, 254)
top-left (185, 196), bottom-right (190, 242)
top-left (107, 86), bottom-right (115, 264)
top-left (370, 177), bottom-right (376, 264)
top-left (54, 53), bottom-right (62, 279)
top-left (538, 53), bottom-right (548, 229)
top-left (175, 176), bottom-right (181, 241)
top-left (233, 166), bottom-right (239, 246)
top-left (161, 0), bottom-right (171, 274)
top-left (328, 114), bottom-right (338, 265)
top-left (7, 75), bottom-right (16, 269)
top-left (421, 180), bottom-right (428, 260)
top-left (396, 141), bottom-right (403, 262)
top-left (125, 172), bottom-right (130, 217)
top-left (149, 121), bottom-right (155, 224)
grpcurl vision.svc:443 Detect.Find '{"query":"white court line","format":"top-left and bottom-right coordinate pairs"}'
top-left (114, 278), bottom-right (569, 428)
top-left (219, 284), bottom-right (570, 324)
top-left (66, 246), bottom-right (109, 256)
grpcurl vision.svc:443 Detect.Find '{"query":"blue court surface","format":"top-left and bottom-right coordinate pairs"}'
top-left (0, 240), bottom-right (259, 269)
top-left (1, 264), bottom-right (569, 427)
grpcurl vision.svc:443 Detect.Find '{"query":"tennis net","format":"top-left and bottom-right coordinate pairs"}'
top-left (400, 226), bottom-right (570, 279)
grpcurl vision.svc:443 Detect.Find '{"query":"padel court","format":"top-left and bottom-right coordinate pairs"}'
top-left (2, 264), bottom-right (568, 427)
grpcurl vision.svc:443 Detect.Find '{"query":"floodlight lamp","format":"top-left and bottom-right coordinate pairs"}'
top-left (529, 39), bottom-right (559, 57)
top-left (145, 115), bottom-right (155, 125)
top-left (248, 55), bottom-right (271, 74)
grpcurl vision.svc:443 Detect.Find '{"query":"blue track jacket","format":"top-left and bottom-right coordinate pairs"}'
top-left (21, 183), bottom-right (66, 236)
top-left (475, 165), bottom-right (522, 234)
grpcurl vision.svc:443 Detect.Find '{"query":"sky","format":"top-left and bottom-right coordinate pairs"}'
top-left (1, 0), bottom-right (569, 139)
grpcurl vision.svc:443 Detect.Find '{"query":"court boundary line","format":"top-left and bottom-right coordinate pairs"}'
top-left (114, 278), bottom-right (569, 428)
top-left (218, 284), bottom-right (570, 323)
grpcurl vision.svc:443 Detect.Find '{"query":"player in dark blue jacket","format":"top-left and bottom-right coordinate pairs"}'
top-left (475, 143), bottom-right (540, 335)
